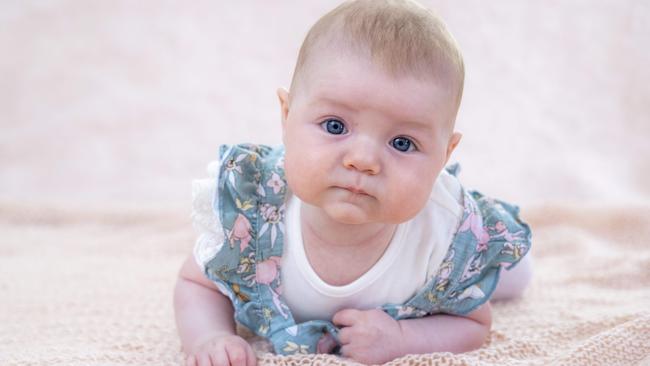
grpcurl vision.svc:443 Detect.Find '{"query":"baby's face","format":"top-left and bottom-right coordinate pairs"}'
top-left (279, 52), bottom-right (461, 225)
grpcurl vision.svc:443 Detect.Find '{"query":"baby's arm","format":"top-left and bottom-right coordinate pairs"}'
top-left (332, 303), bottom-right (491, 364)
top-left (174, 255), bottom-right (257, 366)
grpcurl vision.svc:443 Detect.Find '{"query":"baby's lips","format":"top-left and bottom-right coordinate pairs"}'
top-left (339, 185), bottom-right (372, 196)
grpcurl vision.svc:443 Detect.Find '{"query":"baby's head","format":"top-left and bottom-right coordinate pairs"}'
top-left (278, 0), bottom-right (464, 225)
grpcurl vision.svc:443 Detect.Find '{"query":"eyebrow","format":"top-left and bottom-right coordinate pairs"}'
top-left (310, 96), bottom-right (358, 113)
top-left (396, 119), bottom-right (433, 132)
top-left (314, 97), bottom-right (435, 134)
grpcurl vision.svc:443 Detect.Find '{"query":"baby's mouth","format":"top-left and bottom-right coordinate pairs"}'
top-left (340, 186), bottom-right (371, 196)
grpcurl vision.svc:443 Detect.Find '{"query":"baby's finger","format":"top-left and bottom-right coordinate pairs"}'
top-left (332, 308), bottom-right (360, 327)
top-left (185, 354), bottom-right (197, 366)
top-left (337, 326), bottom-right (352, 345)
top-left (226, 344), bottom-right (248, 366)
top-left (246, 345), bottom-right (258, 366)
top-left (209, 349), bottom-right (228, 366)
top-left (338, 344), bottom-right (352, 359)
top-left (196, 353), bottom-right (213, 366)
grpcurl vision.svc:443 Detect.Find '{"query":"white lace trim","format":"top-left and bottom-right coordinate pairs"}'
top-left (191, 161), bottom-right (224, 271)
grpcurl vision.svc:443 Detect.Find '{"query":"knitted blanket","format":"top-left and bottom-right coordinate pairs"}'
top-left (1, 202), bottom-right (649, 365)
top-left (2, 0), bottom-right (649, 365)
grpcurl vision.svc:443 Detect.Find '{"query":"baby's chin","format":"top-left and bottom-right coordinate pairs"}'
top-left (321, 203), bottom-right (410, 226)
top-left (297, 191), bottom-right (421, 225)
top-left (321, 202), bottom-right (375, 225)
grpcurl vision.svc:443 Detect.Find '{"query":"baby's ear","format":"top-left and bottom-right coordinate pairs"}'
top-left (277, 88), bottom-right (290, 127)
top-left (445, 131), bottom-right (462, 164)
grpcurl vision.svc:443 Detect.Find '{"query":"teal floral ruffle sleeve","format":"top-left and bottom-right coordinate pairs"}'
top-left (383, 167), bottom-right (532, 318)
top-left (202, 145), bottom-right (532, 355)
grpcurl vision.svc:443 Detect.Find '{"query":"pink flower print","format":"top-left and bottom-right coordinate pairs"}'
top-left (228, 213), bottom-right (252, 252)
top-left (256, 256), bottom-right (290, 319)
top-left (266, 172), bottom-right (285, 194)
top-left (435, 262), bottom-right (453, 291)
top-left (260, 203), bottom-right (281, 223)
top-left (475, 238), bottom-right (489, 252)
top-left (458, 211), bottom-right (490, 252)
top-left (259, 203), bottom-right (285, 248)
top-left (489, 221), bottom-right (527, 262)
top-left (255, 256), bottom-right (281, 285)
top-left (491, 220), bottom-right (525, 243)
top-left (271, 290), bottom-right (290, 319)
top-left (224, 153), bottom-right (247, 187)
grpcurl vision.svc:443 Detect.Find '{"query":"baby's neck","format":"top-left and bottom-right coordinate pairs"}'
top-left (299, 203), bottom-right (397, 285)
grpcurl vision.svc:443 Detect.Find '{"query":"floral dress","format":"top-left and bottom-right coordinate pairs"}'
top-left (200, 143), bottom-right (532, 355)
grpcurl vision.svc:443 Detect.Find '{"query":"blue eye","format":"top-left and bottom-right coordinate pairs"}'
top-left (391, 137), bottom-right (415, 152)
top-left (321, 119), bottom-right (347, 135)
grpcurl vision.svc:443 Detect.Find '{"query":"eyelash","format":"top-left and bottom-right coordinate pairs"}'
top-left (320, 118), bottom-right (347, 135)
top-left (319, 118), bottom-right (418, 153)
top-left (391, 136), bottom-right (417, 152)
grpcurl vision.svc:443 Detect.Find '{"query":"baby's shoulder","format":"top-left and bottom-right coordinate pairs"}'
top-left (427, 168), bottom-right (464, 219)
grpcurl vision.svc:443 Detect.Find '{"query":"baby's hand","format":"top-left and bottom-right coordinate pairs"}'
top-left (185, 332), bottom-right (257, 366)
top-left (332, 308), bottom-right (405, 365)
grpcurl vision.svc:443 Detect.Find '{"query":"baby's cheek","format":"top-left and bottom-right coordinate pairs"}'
top-left (386, 179), bottom-right (433, 222)
top-left (283, 158), bottom-right (301, 192)
top-left (284, 154), bottom-right (318, 200)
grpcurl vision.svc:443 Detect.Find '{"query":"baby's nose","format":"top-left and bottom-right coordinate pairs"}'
top-left (342, 138), bottom-right (381, 175)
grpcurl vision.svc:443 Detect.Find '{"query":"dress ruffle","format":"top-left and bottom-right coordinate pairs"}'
top-left (384, 188), bottom-right (532, 318)
top-left (199, 143), bottom-right (532, 355)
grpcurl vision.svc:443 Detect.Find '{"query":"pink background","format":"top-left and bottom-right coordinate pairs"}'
top-left (2, 1), bottom-right (649, 209)
top-left (2, 2), bottom-right (650, 365)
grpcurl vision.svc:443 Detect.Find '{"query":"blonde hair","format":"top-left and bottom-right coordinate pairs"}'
top-left (290, 0), bottom-right (465, 107)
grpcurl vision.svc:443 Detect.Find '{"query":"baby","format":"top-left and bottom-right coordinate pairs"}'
top-left (174, 0), bottom-right (532, 365)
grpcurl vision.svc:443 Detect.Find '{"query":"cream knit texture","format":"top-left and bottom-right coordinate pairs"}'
top-left (2, 0), bottom-right (650, 365)
top-left (2, 203), bottom-right (649, 365)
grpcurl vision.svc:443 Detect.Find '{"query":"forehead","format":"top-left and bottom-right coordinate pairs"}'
top-left (294, 51), bottom-right (457, 130)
